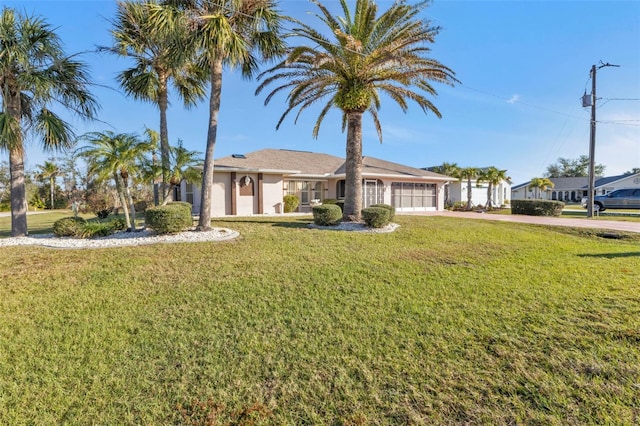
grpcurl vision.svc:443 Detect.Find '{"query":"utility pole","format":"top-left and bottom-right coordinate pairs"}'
top-left (586, 62), bottom-right (619, 218)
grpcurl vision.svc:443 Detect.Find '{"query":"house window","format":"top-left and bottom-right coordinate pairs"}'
top-left (287, 180), bottom-right (324, 205)
top-left (336, 180), bottom-right (346, 199)
top-left (186, 183), bottom-right (194, 204)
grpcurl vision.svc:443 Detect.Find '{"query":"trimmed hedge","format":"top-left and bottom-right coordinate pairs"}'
top-left (53, 216), bottom-right (87, 237)
top-left (370, 203), bottom-right (395, 221)
top-left (362, 207), bottom-right (390, 228)
top-left (145, 203), bottom-right (193, 234)
top-left (283, 195), bottom-right (299, 213)
top-left (335, 200), bottom-right (345, 212)
top-left (312, 204), bottom-right (343, 226)
top-left (511, 199), bottom-right (564, 217)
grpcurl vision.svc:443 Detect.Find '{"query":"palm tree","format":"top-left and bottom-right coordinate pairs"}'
top-left (458, 167), bottom-right (479, 210)
top-left (477, 166), bottom-right (509, 209)
top-left (79, 131), bottom-right (148, 231)
top-left (166, 140), bottom-right (202, 203)
top-left (0, 7), bottom-right (98, 236)
top-left (257, 0), bottom-right (457, 221)
top-left (108, 0), bottom-right (207, 203)
top-left (431, 162), bottom-right (460, 207)
top-left (157, 0), bottom-right (284, 231)
top-left (528, 177), bottom-right (554, 199)
top-left (35, 160), bottom-right (61, 209)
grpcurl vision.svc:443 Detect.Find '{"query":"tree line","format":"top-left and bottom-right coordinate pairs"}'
top-left (1, 0), bottom-right (457, 237)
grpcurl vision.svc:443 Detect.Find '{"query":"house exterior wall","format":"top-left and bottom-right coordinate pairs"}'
top-left (596, 174), bottom-right (640, 195)
top-left (449, 180), bottom-right (511, 207)
top-left (262, 174), bottom-right (285, 214)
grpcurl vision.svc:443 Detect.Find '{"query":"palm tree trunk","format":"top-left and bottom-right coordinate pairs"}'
top-left (9, 148), bottom-right (28, 237)
top-left (486, 183), bottom-right (492, 209)
top-left (7, 85), bottom-right (28, 237)
top-left (197, 56), bottom-right (223, 231)
top-left (158, 73), bottom-right (172, 204)
top-left (343, 111), bottom-right (363, 221)
top-left (123, 179), bottom-right (136, 232)
top-left (114, 172), bottom-right (132, 230)
top-left (50, 176), bottom-right (55, 209)
top-left (466, 177), bottom-right (473, 210)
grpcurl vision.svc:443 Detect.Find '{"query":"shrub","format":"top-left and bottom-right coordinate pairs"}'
top-left (283, 195), bottom-right (299, 213)
top-left (362, 207), bottom-right (390, 228)
top-left (167, 201), bottom-right (193, 215)
top-left (312, 204), bottom-right (342, 226)
top-left (95, 208), bottom-right (111, 219)
top-left (322, 198), bottom-right (337, 205)
top-left (335, 200), bottom-right (345, 212)
top-left (79, 221), bottom-right (115, 239)
top-left (145, 203), bottom-right (193, 234)
top-left (108, 216), bottom-right (127, 231)
top-left (511, 199), bottom-right (564, 217)
top-left (53, 216), bottom-right (87, 237)
top-left (451, 201), bottom-right (467, 211)
top-left (370, 203), bottom-right (395, 221)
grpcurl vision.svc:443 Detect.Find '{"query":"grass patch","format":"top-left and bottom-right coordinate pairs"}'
top-left (0, 215), bottom-right (639, 424)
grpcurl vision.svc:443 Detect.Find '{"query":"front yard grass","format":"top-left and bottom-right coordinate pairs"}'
top-left (0, 215), bottom-right (638, 424)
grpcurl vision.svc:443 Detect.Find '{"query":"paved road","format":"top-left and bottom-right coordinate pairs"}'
top-left (411, 210), bottom-right (640, 234)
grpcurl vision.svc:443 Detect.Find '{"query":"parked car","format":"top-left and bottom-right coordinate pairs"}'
top-left (581, 188), bottom-right (640, 211)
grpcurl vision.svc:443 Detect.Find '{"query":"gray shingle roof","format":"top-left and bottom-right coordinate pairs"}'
top-left (216, 149), bottom-right (454, 180)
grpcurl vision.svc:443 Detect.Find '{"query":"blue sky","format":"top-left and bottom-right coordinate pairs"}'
top-left (5, 0), bottom-right (640, 185)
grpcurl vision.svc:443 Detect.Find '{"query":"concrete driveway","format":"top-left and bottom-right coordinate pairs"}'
top-left (410, 210), bottom-right (640, 234)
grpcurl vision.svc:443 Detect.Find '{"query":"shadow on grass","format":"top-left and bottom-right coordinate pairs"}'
top-left (578, 252), bottom-right (640, 258)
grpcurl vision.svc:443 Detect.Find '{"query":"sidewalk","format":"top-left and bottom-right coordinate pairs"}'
top-left (410, 210), bottom-right (640, 234)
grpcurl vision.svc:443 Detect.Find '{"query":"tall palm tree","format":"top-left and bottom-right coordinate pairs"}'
top-left (157, 0), bottom-right (285, 231)
top-left (79, 131), bottom-right (148, 231)
top-left (477, 166), bottom-right (509, 209)
top-left (35, 160), bottom-right (61, 209)
top-left (257, 0), bottom-right (457, 221)
top-left (431, 162), bottom-right (460, 207)
top-left (0, 7), bottom-right (98, 236)
top-left (458, 167), bottom-right (479, 210)
top-left (528, 177), bottom-right (554, 199)
top-left (108, 0), bottom-right (207, 203)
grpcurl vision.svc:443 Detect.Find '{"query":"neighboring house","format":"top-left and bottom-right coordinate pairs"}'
top-left (511, 173), bottom-right (640, 202)
top-left (448, 177), bottom-right (511, 208)
top-left (424, 167), bottom-right (511, 207)
top-left (177, 149), bottom-right (455, 216)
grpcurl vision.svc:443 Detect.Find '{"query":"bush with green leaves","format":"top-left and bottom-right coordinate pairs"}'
top-left (321, 198), bottom-right (337, 205)
top-left (312, 204), bottom-right (342, 226)
top-left (335, 200), bottom-right (345, 212)
top-left (511, 199), bottom-right (564, 217)
top-left (79, 221), bottom-right (116, 239)
top-left (283, 195), bottom-right (299, 213)
top-left (53, 216), bottom-right (87, 237)
top-left (95, 208), bottom-right (111, 219)
top-left (370, 203), bottom-right (395, 221)
top-left (108, 216), bottom-right (127, 231)
top-left (362, 207), bottom-right (390, 228)
top-left (145, 203), bottom-right (193, 234)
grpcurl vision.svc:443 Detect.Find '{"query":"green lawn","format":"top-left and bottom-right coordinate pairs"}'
top-left (1, 215), bottom-right (639, 424)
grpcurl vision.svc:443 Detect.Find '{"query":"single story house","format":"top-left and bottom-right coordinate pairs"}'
top-left (511, 172), bottom-right (640, 202)
top-left (177, 148), bottom-right (454, 216)
top-left (423, 167), bottom-right (512, 207)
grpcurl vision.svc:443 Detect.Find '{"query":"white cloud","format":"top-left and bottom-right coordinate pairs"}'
top-left (507, 94), bottom-right (520, 104)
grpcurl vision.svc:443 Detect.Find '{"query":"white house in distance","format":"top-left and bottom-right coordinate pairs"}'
top-left (511, 172), bottom-right (640, 202)
top-left (177, 148), bottom-right (455, 216)
top-left (424, 167), bottom-right (512, 207)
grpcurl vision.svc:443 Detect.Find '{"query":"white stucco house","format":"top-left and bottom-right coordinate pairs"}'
top-left (176, 148), bottom-right (455, 216)
top-left (447, 177), bottom-right (511, 208)
top-left (511, 172), bottom-right (640, 202)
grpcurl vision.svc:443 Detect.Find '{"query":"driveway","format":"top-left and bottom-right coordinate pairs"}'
top-left (411, 210), bottom-right (640, 234)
